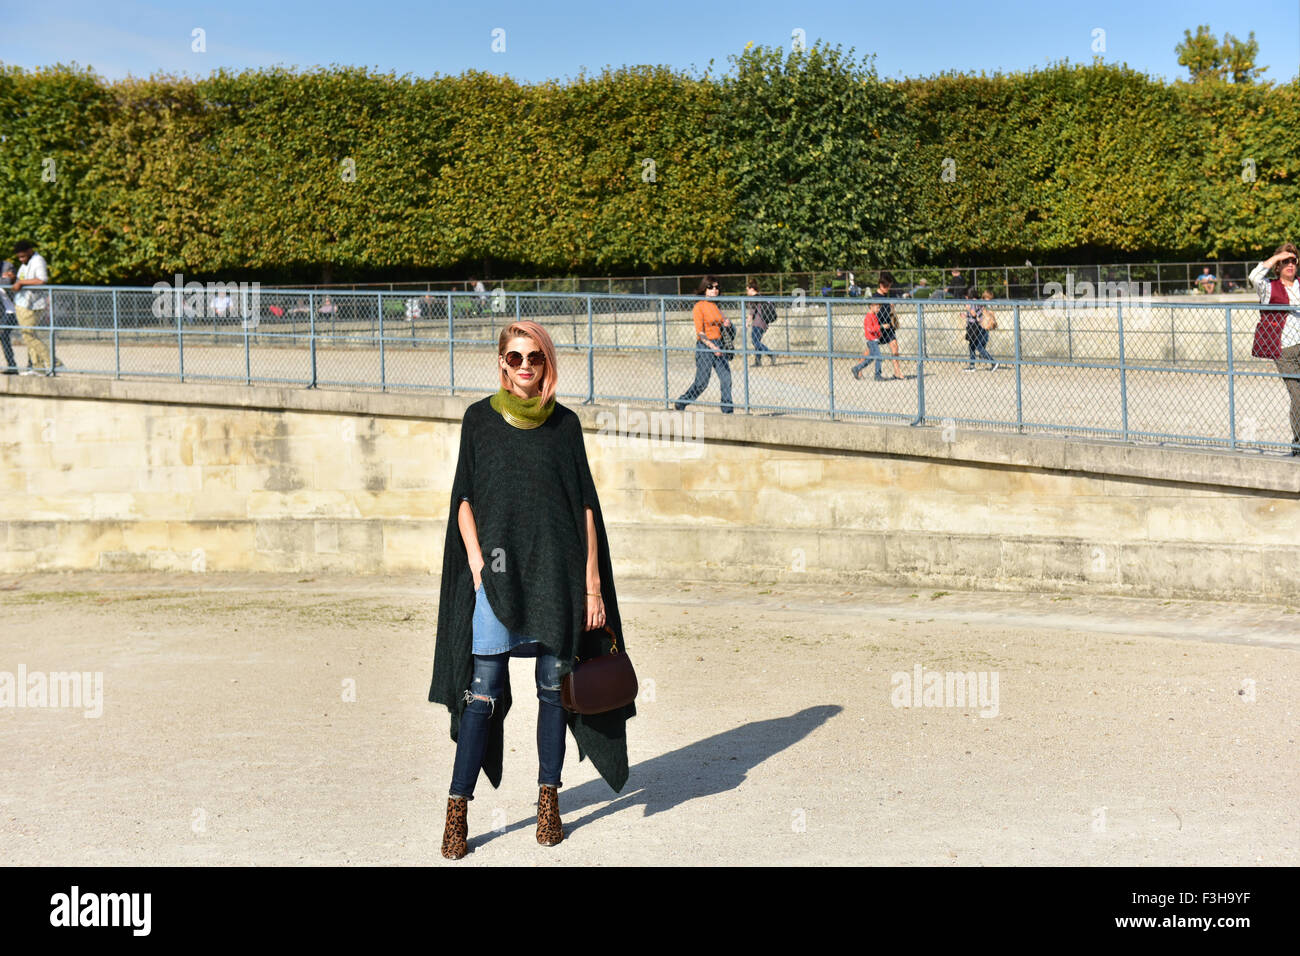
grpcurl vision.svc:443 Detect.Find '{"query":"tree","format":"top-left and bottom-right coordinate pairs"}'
top-left (1177, 25), bottom-right (1223, 81)
top-left (1223, 31), bottom-right (1266, 84)
top-left (1176, 25), bottom-right (1266, 83)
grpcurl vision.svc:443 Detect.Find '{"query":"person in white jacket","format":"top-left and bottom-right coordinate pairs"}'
top-left (10, 240), bottom-right (62, 374)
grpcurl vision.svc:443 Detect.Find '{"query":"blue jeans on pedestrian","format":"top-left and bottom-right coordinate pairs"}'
top-left (677, 340), bottom-right (733, 412)
top-left (967, 325), bottom-right (994, 365)
top-left (0, 315), bottom-right (15, 369)
top-left (853, 340), bottom-right (883, 378)
top-left (750, 325), bottom-right (772, 359)
top-left (449, 646), bottom-right (567, 798)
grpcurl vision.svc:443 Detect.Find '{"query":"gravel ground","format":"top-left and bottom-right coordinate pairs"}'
top-left (0, 571), bottom-right (1296, 866)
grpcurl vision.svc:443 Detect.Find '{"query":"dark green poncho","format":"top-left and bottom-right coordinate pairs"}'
top-left (428, 397), bottom-right (634, 792)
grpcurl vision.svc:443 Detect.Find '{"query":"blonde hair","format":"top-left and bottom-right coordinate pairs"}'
top-left (497, 321), bottom-right (558, 405)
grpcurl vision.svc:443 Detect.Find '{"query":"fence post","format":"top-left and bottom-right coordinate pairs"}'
top-left (586, 296), bottom-right (594, 404)
top-left (914, 302), bottom-right (925, 426)
top-left (448, 292), bottom-right (455, 396)
top-left (786, 293), bottom-right (792, 356)
top-left (1170, 308), bottom-right (1177, 363)
top-left (660, 297), bottom-right (669, 405)
top-left (740, 298), bottom-right (750, 413)
top-left (112, 288), bottom-right (120, 379)
top-left (379, 292), bottom-right (386, 393)
top-left (1226, 305), bottom-right (1237, 450)
top-left (309, 299), bottom-right (319, 389)
top-left (1117, 299), bottom-right (1129, 441)
top-left (1066, 306), bottom-right (1073, 363)
top-left (44, 289), bottom-right (56, 373)
top-left (1013, 303), bottom-right (1023, 432)
top-left (176, 300), bottom-right (184, 382)
top-left (826, 300), bottom-right (836, 420)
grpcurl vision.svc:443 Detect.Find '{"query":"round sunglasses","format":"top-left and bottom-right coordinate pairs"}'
top-left (503, 350), bottom-right (546, 368)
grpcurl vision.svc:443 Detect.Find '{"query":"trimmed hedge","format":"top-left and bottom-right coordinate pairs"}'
top-left (1, 51), bottom-right (1297, 283)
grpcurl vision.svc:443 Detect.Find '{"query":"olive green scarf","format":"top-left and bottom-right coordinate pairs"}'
top-left (490, 387), bottom-right (556, 429)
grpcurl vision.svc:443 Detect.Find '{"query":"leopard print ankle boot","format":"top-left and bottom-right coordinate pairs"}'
top-left (441, 796), bottom-right (468, 860)
top-left (536, 785), bottom-right (564, 847)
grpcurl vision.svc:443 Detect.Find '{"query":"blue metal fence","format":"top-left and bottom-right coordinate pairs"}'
top-left (7, 285), bottom-right (1299, 457)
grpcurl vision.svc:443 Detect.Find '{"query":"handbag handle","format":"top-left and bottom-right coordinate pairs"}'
top-left (575, 624), bottom-right (620, 663)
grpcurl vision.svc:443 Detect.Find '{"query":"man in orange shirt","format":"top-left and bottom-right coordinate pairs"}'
top-left (675, 276), bottom-right (734, 413)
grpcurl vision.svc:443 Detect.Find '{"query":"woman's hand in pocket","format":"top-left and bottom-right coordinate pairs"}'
top-left (469, 558), bottom-right (484, 591)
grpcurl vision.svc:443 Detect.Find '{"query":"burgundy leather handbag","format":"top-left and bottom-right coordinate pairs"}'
top-left (561, 626), bottom-right (638, 715)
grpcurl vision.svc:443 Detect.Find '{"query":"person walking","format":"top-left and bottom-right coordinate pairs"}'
top-left (852, 300), bottom-right (884, 381)
top-left (10, 240), bottom-right (61, 374)
top-left (870, 272), bottom-right (904, 380)
top-left (429, 320), bottom-right (633, 860)
top-left (0, 260), bottom-right (20, 374)
top-left (963, 288), bottom-right (999, 371)
top-left (1248, 243), bottom-right (1300, 455)
top-left (745, 280), bottom-right (775, 367)
top-left (675, 276), bottom-right (734, 413)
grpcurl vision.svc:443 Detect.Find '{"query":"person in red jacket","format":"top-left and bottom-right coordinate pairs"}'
top-left (1248, 243), bottom-right (1300, 455)
top-left (866, 272), bottom-right (903, 380)
top-left (852, 300), bottom-right (884, 380)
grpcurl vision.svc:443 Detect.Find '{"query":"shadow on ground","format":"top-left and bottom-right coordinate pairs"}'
top-left (469, 704), bottom-right (841, 851)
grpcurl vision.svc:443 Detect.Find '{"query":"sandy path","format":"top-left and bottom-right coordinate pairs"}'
top-left (0, 572), bottom-right (1295, 866)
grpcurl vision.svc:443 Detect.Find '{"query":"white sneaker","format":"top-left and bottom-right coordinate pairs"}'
top-left (19, 368), bottom-right (36, 376)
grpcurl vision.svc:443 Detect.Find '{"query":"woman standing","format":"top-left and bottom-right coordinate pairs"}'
top-left (428, 320), bottom-right (634, 860)
top-left (674, 276), bottom-right (734, 413)
top-left (1248, 243), bottom-right (1300, 455)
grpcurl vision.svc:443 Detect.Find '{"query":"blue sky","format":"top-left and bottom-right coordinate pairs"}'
top-left (2, 0), bottom-right (1297, 84)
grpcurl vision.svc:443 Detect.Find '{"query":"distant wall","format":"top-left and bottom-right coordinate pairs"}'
top-left (2, 377), bottom-right (1297, 602)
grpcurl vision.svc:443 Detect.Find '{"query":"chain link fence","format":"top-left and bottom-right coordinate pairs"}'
top-left (277, 261), bottom-right (1265, 300)
top-left (11, 286), bottom-right (1300, 457)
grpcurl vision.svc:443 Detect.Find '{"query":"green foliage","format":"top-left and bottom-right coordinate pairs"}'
top-left (902, 63), bottom-right (1195, 260)
top-left (424, 66), bottom-right (734, 273)
top-left (1177, 81), bottom-right (1300, 254)
top-left (718, 44), bottom-right (913, 270)
top-left (1176, 25), bottom-right (1266, 84)
top-left (0, 53), bottom-right (1297, 283)
top-left (0, 64), bottom-right (112, 279)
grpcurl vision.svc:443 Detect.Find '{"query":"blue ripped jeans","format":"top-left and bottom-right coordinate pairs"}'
top-left (449, 646), bottom-right (567, 798)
